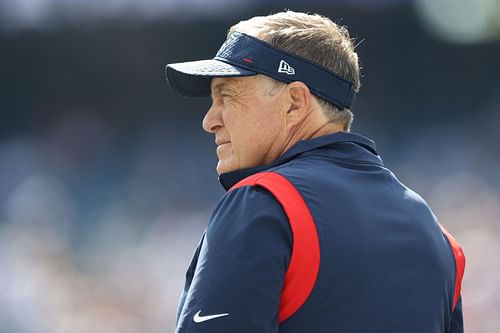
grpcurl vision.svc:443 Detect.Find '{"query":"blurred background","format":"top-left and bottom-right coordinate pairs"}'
top-left (0, 0), bottom-right (499, 332)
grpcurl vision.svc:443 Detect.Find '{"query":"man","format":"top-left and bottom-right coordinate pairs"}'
top-left (165, 11), bottom-right (465, 333)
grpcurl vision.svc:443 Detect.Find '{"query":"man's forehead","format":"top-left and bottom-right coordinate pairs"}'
top-left (211, 76), bottom-right (255, 93)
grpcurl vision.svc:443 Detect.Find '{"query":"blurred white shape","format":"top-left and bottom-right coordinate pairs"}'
top-left (414, 0), bottom-right (500, 44)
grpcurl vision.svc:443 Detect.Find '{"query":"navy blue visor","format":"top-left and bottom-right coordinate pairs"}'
top-left (166, 32), bottom-right (356, 110)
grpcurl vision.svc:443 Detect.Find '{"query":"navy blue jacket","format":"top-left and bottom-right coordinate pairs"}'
top-left (175, 132), bottom-right (464, 333)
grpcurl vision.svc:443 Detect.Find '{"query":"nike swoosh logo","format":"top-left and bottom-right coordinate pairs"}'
top-left (193, 310), bottom-right (229, 323)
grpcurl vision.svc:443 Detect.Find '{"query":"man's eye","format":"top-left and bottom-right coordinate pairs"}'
top-left (221, 95), bottom-right (231, 103)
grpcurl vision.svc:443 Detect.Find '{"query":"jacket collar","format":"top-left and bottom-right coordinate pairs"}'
top-left (219, 131), bottom-right (379, 191)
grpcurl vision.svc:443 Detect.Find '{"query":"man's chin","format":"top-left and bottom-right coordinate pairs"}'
top-left (216, 159), bottom-right (239, 175)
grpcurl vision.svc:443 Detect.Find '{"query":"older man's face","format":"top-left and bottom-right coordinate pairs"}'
top-left (203, 76), bottom-right (287, 175)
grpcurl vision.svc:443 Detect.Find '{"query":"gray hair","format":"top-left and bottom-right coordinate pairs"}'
top-left (229, 10), bottom-right (361, 131)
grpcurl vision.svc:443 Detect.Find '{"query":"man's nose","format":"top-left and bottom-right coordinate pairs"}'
top-left (202, 104), bottom-right (223, 133)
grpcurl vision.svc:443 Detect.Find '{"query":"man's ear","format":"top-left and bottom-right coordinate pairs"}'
top-left (285, 81), bottom-right (312, 123)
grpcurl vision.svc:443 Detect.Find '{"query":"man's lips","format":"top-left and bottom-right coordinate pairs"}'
top-left (216, 140), bottom-right (231, 155)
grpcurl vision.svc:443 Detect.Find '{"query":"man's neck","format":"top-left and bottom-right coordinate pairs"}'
top-left (309, 122), bottom-right (345, 139)
top-left (281, 119), bottom-right (344, 155)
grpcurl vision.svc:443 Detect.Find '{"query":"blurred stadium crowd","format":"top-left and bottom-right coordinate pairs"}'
top-left (1, 1), bottom-right (499, 332)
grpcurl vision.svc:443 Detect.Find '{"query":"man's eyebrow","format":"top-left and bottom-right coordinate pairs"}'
top-left (212, 82), bottom-right (236, 96)
top-left (211, 82), bottom-right (225, 96)
top-left (213, 82), bottom-right (224, 92)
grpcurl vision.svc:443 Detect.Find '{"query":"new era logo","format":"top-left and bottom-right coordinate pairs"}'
top-left (278, 60), bottom-right (295, 75)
